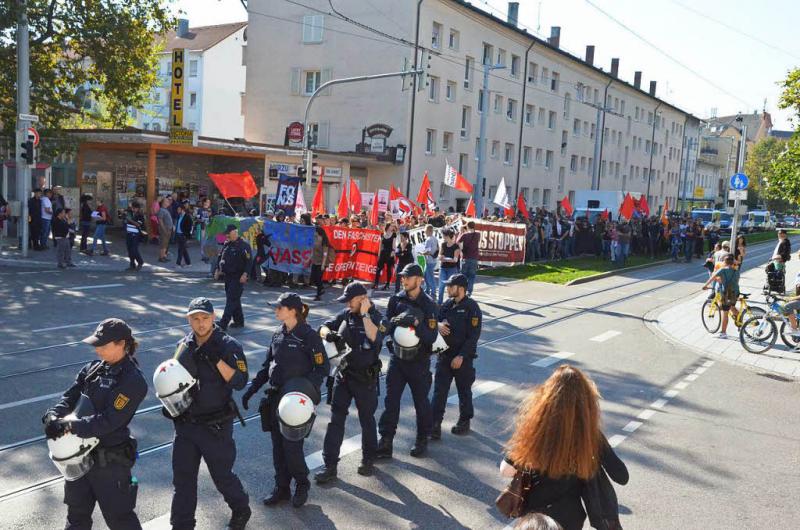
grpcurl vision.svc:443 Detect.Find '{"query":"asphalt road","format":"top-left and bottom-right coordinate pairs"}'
top-left (0, 241), bottom-right (798, 530)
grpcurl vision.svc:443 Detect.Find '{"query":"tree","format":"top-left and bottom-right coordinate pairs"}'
top-left (0, 0), bottom-right (175, 134)
top-left (745, 137), bottom-right (791, 210)
top-left (762, 68), bottom-right (800, 206)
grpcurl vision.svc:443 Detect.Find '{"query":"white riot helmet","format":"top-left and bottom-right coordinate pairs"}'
top-left (393, 326), bottom-right (421, 360)
top-left (319, 323), bottom-right (350, 367)
top-left (432, 333), bottom-right (449, 354)
top-left (47, 414), bottom-right (99, 481)
top-left (153, 359), bottom-right (198, 418)
top-left (278, 392), bottom-right (316, 441)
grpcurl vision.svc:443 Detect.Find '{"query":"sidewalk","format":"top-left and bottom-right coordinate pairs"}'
top-left (0, 231), bottom-right (213, 275)
top-left (652, 250), bottom-right (800, 379)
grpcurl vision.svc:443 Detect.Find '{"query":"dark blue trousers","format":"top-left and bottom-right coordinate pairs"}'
top-left (170, 421), bottom-right (248, 530)
top-left (220, 277), bottom-right (244, 327)
top-left (64, 463), bottom-right (140, 530)
top-left (270, 412), bottom-right (309, 489)
top-left (125, 233), bottom-right (143, 268)
top-left (322, 374), bottom-right (378, 466)
top-left (430, 355), bottom-right (476, 425)
top-left (378, 356), bottom-right (432, 440)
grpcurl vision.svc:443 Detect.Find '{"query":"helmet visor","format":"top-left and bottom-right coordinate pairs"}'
top-left (279, 415), bottom-right (315, 442)
top-left (159, 390), bottom-right (194, 418)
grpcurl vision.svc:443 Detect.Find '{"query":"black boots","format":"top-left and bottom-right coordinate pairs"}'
top-left (292, 483), bottom-right (309, 508)
top-left (357, 460), bottom-right (375, 476)
top-left (430, 423), bottom-right (442, 440)
top-left (451, 419), bottom-right (470, 435)
top-left (375, 437), bottom-right (393, 459)
top-left (226, 506), bottom-right (251, 529)
top-left (410, 438), bottom-right (428, 457)
top-left (313, 465), bottom-right (338, 484)
top-left (262, 487), bottom-right (291, 506)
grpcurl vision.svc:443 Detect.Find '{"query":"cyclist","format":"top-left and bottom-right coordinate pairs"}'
top-left (701, 253), bottom-right (739, 339)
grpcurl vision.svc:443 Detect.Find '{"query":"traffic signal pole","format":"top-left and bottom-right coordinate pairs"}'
top-left (729, 124), bottom-right (747, 251)
top-left (16, 0), bottom-right (31, 257)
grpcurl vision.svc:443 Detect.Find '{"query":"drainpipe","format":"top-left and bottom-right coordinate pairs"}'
top-left (513, 39), bottom-right (536, 201)
top-left (594, 78), bottom-right (613, 190)
top-left (404, 0), bottom-right (424, 197)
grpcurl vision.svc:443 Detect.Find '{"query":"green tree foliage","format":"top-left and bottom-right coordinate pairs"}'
top-left (745, 137), bottom-right (790, 210)
top-left (763, 68), bottom-right (800, 205)
top-left (0, 0), bottom-right (175, 134)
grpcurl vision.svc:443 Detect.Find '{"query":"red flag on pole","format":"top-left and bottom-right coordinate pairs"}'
top-left (416, 172), bottom-right (436, 214)
top-left (661, 198), bottom-right (669, 227)
top-left (337, 185), bottom-right (349, 219)
top-left (600, 208), bottom-right (610, 221)
top-left (370, 191), bottom-right (380, 226)
top-left (619, 193), bottom-right (635, 219)
top-left (465, 196), bottom-right (476, 217)
top-left (517, 192), bottom-right (529, 219)
top-left (349, 180), bottom-right (362, 213)
top-left (560, 196), bottom-right (574, 217)
top-left (638, 195), bottom-right (651, 216)
top-left (390, 185), bottom-right (422, 217)
top-left (311, 175), bottom-right (325, 216)
top-left (444, 161), bottom-right (474, 193)
top-left (208, 171), bottom-right (259, 199)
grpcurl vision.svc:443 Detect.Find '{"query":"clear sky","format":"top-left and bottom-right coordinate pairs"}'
top-left (174, 0), bottom-right (800, 130)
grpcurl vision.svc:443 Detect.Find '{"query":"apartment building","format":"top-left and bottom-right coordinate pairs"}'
top-left (244, 0), bottom-right (697, 213)
top-left (133, 20), bottom-right (247, 139)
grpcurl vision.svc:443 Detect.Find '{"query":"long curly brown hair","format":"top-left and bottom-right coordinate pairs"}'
top-left (506, 365), bottom-right (602, 480)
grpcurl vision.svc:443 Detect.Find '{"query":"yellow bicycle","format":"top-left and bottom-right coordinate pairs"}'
top-left (701, 292), bottom-right (766, 333)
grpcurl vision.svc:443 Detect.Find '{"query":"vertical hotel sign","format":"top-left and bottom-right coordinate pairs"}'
top-left (170, 49), bottom-right (184, 128)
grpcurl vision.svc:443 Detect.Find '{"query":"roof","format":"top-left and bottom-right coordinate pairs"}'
top-left (770, 129), bottom-right (794, 139)
top-left (447, 0), bottom-right (698, 120)
top-left (160, 21), bottom-right (247, 53)
top-left (703, 112), bottom-right (769, 142)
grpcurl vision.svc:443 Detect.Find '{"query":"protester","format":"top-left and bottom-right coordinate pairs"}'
top-left (421, 225), bottom-right (439, 298)
top-left (437, 228), bottom-right (462, 305)
top-left (458, 221), bottom-right (480, 295)
top-left (79, 194), bottom-right (93, 254)
top-left (157, 196), bottom-right (174, 262)
top-left (91, 198), bottom-right (110, 256)
top-left (175, 202), bottom-right (193, 267)
top-left (373, 223), bottom-right (396, 291)
top-left (40, 188), bottom-right (54, 249)
top-left (53, 208), bottom-right (74, 269)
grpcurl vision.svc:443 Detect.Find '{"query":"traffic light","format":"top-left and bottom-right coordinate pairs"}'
top-left (416, 50), bottom-right (432, 92)
top-left (297, 165), bottom-right (308, 184)
top-left (20, 139), bottom-right (35, 167)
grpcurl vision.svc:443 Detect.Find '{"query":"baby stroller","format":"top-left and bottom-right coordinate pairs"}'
top-left (764, 260), bottom-right (786, 295)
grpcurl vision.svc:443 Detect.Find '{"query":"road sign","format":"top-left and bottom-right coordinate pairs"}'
top-left (728, 190), bottom-right (747, 201)
top-left (18, 113), bottom-right (39, 123)
top-left (26, 127), bottom-right (39, 147)
top-left (730, 173), bottom-right (749, 190)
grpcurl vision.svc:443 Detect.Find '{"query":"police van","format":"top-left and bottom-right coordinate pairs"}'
top-left (742, 210), bottom-right (774, 232)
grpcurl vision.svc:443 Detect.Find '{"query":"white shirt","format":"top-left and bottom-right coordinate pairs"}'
top-left (773, 240), bottom-right (783, 259)
top-left (41, 196), bottom-right (53, 220)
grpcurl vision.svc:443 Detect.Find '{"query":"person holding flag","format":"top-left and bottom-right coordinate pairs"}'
top-left (416, 172), bottom-right (437, 215)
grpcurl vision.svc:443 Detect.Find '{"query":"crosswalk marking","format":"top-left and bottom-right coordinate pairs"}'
top-left (589, 330), bottom-right (622, 343)
top-left (531, 351), bottom-right (575, 367)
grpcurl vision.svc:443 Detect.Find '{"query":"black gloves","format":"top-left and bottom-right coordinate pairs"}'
top-left (392, 314), bottom-right (416, 327)
top-left (325, 331), bottom-right (341, 343)
top-left (199, 348), bottom-right (221, 365)
top-left (241, 386), bottom-right (257, 410)
top-left (43, 413), bottom-right (67, 440)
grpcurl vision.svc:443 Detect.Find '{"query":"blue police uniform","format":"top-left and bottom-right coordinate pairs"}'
top-left (321, 306), bottom-right (385, 469)
top-left (169, 327), bottom-right (250, 530)
top-left (377, 289), bottom-right (439, 447)
top-left (48, 356), bottom-right (147, 530)
top-left (217, 237), bottom-right (251, 329)
top-left (430, 296), bottom-right (482, 428)
top-left (249, 321), bottom-right (328, 495)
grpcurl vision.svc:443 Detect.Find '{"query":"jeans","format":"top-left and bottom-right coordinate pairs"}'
top-left (56, 237), bottom-right (72, 266)
top-left (602, 240), bottom-right (611, 260)
top-left (176, 234), bottom-right (190, 265)
top-left (617, 242), bottom-right (630, 266)
top-left (683, 240), bottom-right (693, 262)
top-left (91, 224), bottom-right (107, 253)
top-left (40, 218), bottom-right (51, 248)
top-left (126, 233), bottom-right (143, 268)
top-left (438, 266), bottom-right (459, 304)
top-left (461, 258), bottom-right (478, 295)
top-left (424, 260), bottom-right (437, 297)
top-left (564, 236), bottom-right (575, 258)
top-left (79, 221), bottom-right (92, 251)
top-left (671, 240), bottom-right (681, 261)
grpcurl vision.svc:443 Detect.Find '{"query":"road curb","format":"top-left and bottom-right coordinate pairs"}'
top-left (565, 259), bottom-right (672, 286)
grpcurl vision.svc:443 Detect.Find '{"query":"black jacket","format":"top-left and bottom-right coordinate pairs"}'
top-left (777, 238), bottom-right (791, 262)
top-left (176, 213), bottom-right (194, 238)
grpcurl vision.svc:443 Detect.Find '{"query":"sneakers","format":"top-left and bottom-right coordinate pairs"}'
top-left (451, 419), bottom-right (470, 436)
top-left (375, 437), bottom-right (393, 460)
top-left (409, 438), bottom-right (428, 458)
top-left (357, 460), bottom-right (374, 476)
top-left (313, 465), bottom-right (337, 484)
top-left (292, 483), bottom-right (309, 508)
top-left (67, 263), bottom-right (76, 268)
top-left (262, 487), bottom-right (291, 506)
top-left (226, 506), bottom-right (251, 529)
top-left (717, 332), bottom-right (728, 339)
top-left (790, 329), bottom-right (800, 338)
top-left (430, 423), bottom-right (442, 441)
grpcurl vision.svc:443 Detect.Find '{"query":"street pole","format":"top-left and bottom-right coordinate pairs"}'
top-left (16, 0), bottom-right (30, 257)
top-left (729, 124), bottom-right (747, 251)
top-left (474, 63), bottom-right (490, 219)
top-left (593, 79), bottom-right (613, 190)
top-left (645, 103), bottom-right (663, 205)
top-left (680, 137), bottom-right (693, 211)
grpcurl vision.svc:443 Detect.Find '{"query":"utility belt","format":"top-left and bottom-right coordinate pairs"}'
top-left (93, 438), bottom-right (137, 468)
top-left (258, 387), bottom-right (280, 433)
top-left (176, 400), bottom-right (243, 427)
top-left (341, 359), bottom-right (382, 386)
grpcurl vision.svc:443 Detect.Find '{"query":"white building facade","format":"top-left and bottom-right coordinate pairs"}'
top-left (245, 0), bottom-right (696, 213)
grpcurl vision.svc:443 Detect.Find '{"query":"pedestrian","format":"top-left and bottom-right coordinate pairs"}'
top-left (774, 229), bottom-right (791, 263)
top-left (310, 219), bottom-right (332, 301)
top-left (420, 224), bottom-right (439, 297)
top-left (734, 234), bottom-right (747, 270)
top-left (66, 208), bottom-right (77, 248)
top-left (437, 228), bottom-right (462, 304)
top-left (616, 222), bottom-right (631, 266)
top-left (430, 273), bottom-right (481, 439)
top-left (124, 202), bottom-right (145, 271)
top-left (458, 221), bottom-right (481, 295)
top-left (215, 225), bottom-right (251, 330)
top-left (40, 188), bottom-right (54, 249)
top-left (393, 232), bottom-right (414, 293)
top-left (43, 318), bottom-right (147, 530)
top-left (241, 293), bottom-right (328, 508)
top-left (157, 197), bottom-right (174, 262)
top-left (79, 194), bottom-right (93, 254)
top-left (701, 253), bottom-right (740, 339)
top-left (376, 263), bottom-right (439, 459)
top-left (175, 203), bottom-right (193, 267)
top-left (154, 297), bottom-right (251, 529)
top-left (499, 365), bottom-right (628, 529)
top-left (373, 223), bottom-right (397, 290)
top-left (53, 208), bottom-right (74, 269)
top-left (27, 188), bottom-right (43, 250)
top-left (196, 198), bottom-right (212, 263)
top-left (314, 282), bottom-right (385, 483)
top-left (91, 198), bottom-right (110, 256)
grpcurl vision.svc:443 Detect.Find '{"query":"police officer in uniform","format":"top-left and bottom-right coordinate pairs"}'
top-left (376, 263), bottom-right (439, 459)
top-left (314, 282), bottom-right (385, 483)
top-left (429, 274), bottom-right (482, 439)
top-left (215, 225), bottom-right (251, 330)
top-left (164, 298), bottom-right (251, 530)
top-left (241, 293), bottom-right (328, 508)
top-left (43, 318), bottom-right (147, 530)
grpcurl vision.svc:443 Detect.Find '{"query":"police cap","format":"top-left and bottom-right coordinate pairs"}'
top-left (399, 263), bottom-right (424, 278)
top-left (224, 224), bottom-right (238, 234)
top-left (444, 273), bottom-right (468, 288)
top-left (277, 292), bottom-right (303, 311)
top-left (82, 318), bottom-right (133, 346)
top-left (336, 282), bottom-right (368, 302)
top-left (186, 297), bottom-right (214, 315)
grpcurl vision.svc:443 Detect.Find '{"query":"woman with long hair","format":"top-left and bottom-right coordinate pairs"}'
top-left (500, 365), bottom-right (628, 529)
top-left (734, 234), bottom-right (747, 270)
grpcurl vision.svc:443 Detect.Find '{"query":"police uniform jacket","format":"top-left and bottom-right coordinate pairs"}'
top-left (324, 307), bottom-right (385, 371)
top-left (218, 238), bottom-right (251, 276)
top-left (439, 297), bottom-right (482, 359)
top-left (175, 327), bottom-right (249, 417)
top-left (251, 322), bottom-right (329, 392)
top-left (387, 290), bottom-right (439, 357)
top-left (49, 356), bottom-right (147, 447)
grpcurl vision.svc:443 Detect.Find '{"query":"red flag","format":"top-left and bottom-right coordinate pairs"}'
top-left (390, 185), bottom-right (421, 217)
top-left (349, 180), bottom-right (362, 213)
top-left (311, 175), bottom-right (325, 216)
top-left (661, 198), bottom-right (669, 227)
top-left (560, 196), bottom-right (574, 217)
top-left (517, 192), bottom-right (529, 219)
top-left (619, 193), bottom-right (635, 219)
top-left (370, 192), bottom-right (380, 226)
top-left (465, 196), bottom-right (476, 216)
top-left (503, 206), bottom-right (515, 218)
top-left (337, 185), bottom-right (349, 219)
top-left (208, 171), bottom-right (259, 199)
top-left (444, 162), bottom-right (474, 193)
top-left (600, 208), bottom-right (609, 221)
top-left (639, 195), bottom-right (651, 216)
top-left (416, 172), bottom-right (436, 214)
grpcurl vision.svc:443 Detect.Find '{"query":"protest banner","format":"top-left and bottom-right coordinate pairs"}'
top-left (262, 220), bottom-right (315, 275)
top-left (405, 218), bottom-right (525, 266)
top-left (275, 174), bottom-right (302, 216)
top-left (322, 225), bottom-right (388, 283)
top-left (204, 215), bottom-right (263, 258)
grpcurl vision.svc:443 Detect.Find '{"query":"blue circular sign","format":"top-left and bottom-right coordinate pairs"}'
top-left (730, 173), bottom-right (749, 190)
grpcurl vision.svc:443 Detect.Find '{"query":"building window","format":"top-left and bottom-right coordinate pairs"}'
top-left (482, 43), bottom-right (493, 65)
top-left (576, 82), bottom-right (585, 101)
top-left (541, 68), bottom-right (549, 87)
top-left (558, 167), bottom-right (565, 192)
top-left (431, 22), bottom-right (442, 49)
top-left (535, 148), bottom-right (543, 165)
top-left (464, 57), bottom-right (474, 89)
top-left (548, 111), bottom-right (557, 130)
top-left (525, 104), bottom-right (534, 126)
top-left (448, 29), bottom-right (460, 50)
top-left (494, 94), bottom-right (503, 114)
top-left (543, 188), bottom-right (551, 207)
top-left (442, 131), bottom-right (452, 152)
top-left (561, 130), bottom-right (568, 155)
top-left (460, 106), bottom-right (471, 138)
top-left (573, 118), bottom-right (581, 136)
top-left (551, 71), bottom-right (560, 92)
top-left (304, 70), bottom-right (321, 95)
top-left (458, 153), bottom-right (468, 176)
top-left (446, 81), bottom-right (456, 101)
top-left (600, 160), bottom-right (607, 177)
top-left (520, 187), bottom-right (529, 201)
top-left (504, 143), bottom-right (514, 165)
top-left (570, 155), bottom-right (578, 172)
top-left (545, 150), bottom-right (554, 170)
top-left (645, 140), bottom-right (651, 154)
top-left (302, 14), bottom-right (324, 43)
top-left (511, 54), bottom-right (520, 77)
top-left (189, 92), bottom-right (197, 108)
top-left (523, 147), bottom-right (531, 167)
top-left (489, 185), bottom-right (497, 199)
top-left (528, 62), bottom-right (538, 83)
top-left (506, 98), bottom-right (517, 121)
top-left (491, 140), bottom-right (499, 158)
top-left (563, 93), bottom-right (571, 118)
top-left (590, 123), bottom-right (596, 139)
top-left (580, 156), bottom-right (586, 171)
top-left (538, 107), bottom-right (546, 126)
top-left (428, 76), bottom-right (439, 102)
top-left (474, 137), bottom-right (480, 160)
top-left (497, 48), bottom-right (506, 66)
top-left (189, 59), bottom-right (198, 77)
top-left (477, 89), bottom-right (484, 113)
top-left (425, 129), bottom-right (436, 154)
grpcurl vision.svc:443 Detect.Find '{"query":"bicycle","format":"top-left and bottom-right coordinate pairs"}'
top-left (738, 293), bottom-right (800, 354)
top-left (700, 291), bottom-right (765, 334)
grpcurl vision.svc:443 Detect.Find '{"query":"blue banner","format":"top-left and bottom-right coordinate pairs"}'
top-left (262, 219), bottom-right (315, 275)
top-left (275, 174), bottom-right (301, 217)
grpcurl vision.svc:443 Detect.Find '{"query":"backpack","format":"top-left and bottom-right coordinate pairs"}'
top-left (719, 269), bottom-right (738, 306)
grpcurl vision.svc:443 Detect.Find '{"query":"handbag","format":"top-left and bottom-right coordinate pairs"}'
top-left (495, 468), bottom-right (536, 518)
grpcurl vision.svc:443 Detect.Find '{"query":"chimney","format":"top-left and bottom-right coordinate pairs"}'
top-left (585, 45), bottom-right (595, 66)
top-left (548, 26), bottom-right (561, 48)
top-left (649, 80), bottom-right (657, 96)
top-left (610, 58), bottom-right (619, 78)
top-left (507, 2), bottom-right (519, 26)
top-left (634, 71), bottom-right (642, 89)
top-left (177, 18), bottom-right (190, 38)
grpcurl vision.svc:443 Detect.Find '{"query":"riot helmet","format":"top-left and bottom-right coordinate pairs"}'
top-left (47, 413), bottom-right (99, 481)
top-left (153, 359), bottom-right (197, 417)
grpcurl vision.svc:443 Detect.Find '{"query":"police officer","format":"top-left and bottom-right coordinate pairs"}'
top-left (376, 263), bottom-right (439, 459)
top-left (163, 297), bottom-right (251, 530)
top-left (429, 273), bottom-right (482, 439)
top-left (215, 224), bottom-right (251, 330)
top-left (241, 293), bottom-right (329, 508)
top-left (314, 282), bottom-right (385, 483)
top-left (43, 318), bottom-right (147, 530)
